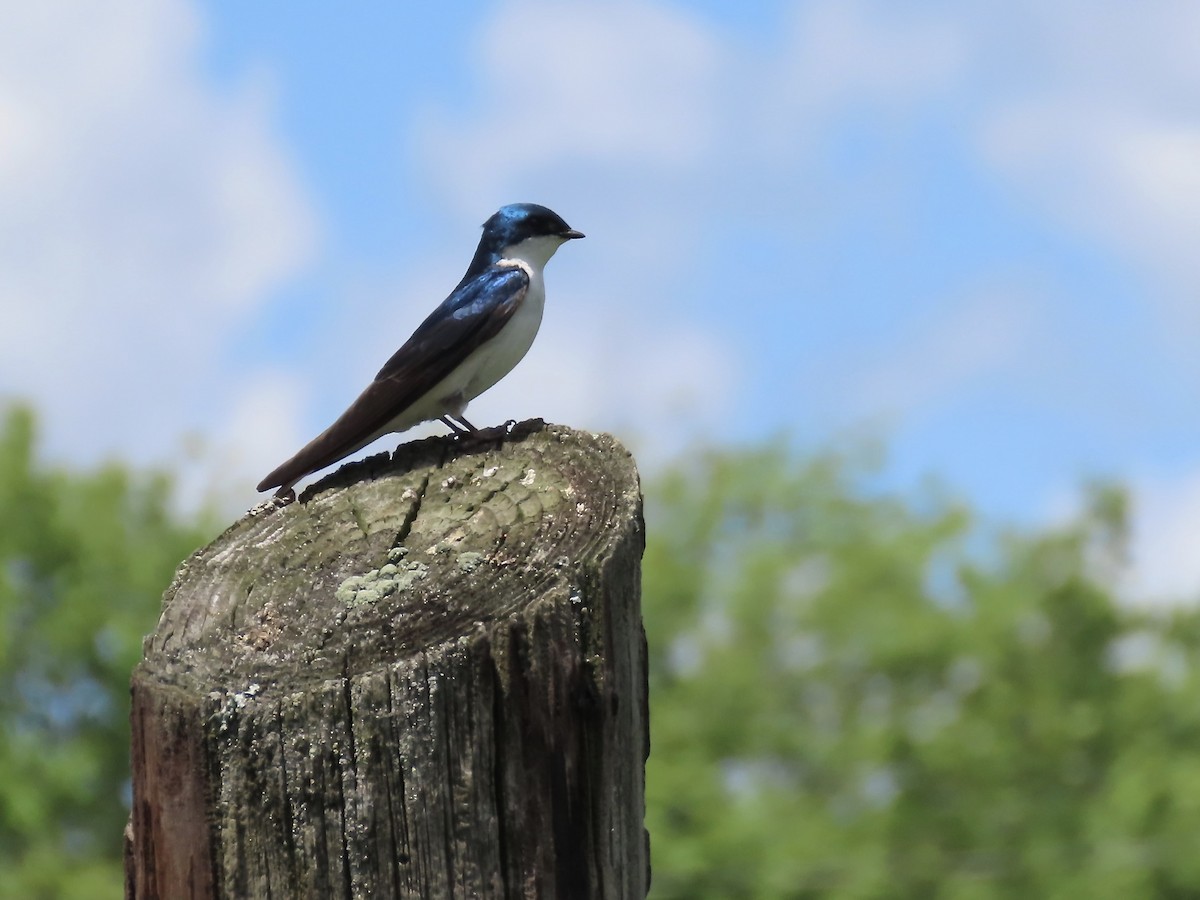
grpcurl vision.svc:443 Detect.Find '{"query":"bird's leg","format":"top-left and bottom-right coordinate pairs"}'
top-left (440, 416), bottom-right (471, 435)
top-left (451, 414), bottom-right (479, 433)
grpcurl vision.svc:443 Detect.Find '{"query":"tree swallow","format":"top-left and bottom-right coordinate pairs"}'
top-left (257, 202), bottom-right (584, 501)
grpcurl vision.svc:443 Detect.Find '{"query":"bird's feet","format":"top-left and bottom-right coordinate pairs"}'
top-left (439, 414), bottom-right (479, 436)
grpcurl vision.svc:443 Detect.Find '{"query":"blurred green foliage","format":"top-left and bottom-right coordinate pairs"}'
top-left (0, 406), bottom-right (216, 899)
top-left (645, 443), bottom-right (1200, 899)
top-left (3, 406), bottom-right (1200, 898)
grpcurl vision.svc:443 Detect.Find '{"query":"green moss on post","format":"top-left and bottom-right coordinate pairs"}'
top-left (125, 421), bottom-right (649, 900)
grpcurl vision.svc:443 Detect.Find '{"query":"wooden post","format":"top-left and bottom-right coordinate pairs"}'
top-left (125, 421), bottom-right (648, 900)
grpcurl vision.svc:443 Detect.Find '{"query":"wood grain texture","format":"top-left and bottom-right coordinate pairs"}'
top-left (126, 420), bottom-right (648, 900)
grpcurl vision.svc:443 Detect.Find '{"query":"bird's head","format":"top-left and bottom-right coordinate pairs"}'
top-left (476, 203), bottom-right (585, 272)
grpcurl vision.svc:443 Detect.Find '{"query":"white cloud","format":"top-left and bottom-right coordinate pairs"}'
top-left (418, 0), bottom-right (723, 210)
top-left (1122, 470), bottom-right (1200, 605)
top-left (760, 1), bottom-right (963, 137)
top-left (842, 291), bottom-right (1038, 421)
top-left (419, 0), bottom-right (968, 210)
top-left (1040, 469), bottom-right (1200, 607)
top-left (464, 294), bottom-right (738, 465)
top-left (0, 0), bottom-right (316, 473)
top-left (983, 105), bottom-right (1200, 316)
top-left (171, 369), bottom-right (309, 513)
top-left (974, 2), bottom-right (1200, 325)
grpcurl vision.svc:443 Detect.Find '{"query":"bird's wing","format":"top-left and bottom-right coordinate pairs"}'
top-left (256, 265), bottom-right (530, 493)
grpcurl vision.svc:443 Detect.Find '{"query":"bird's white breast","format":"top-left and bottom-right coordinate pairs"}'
top-left (450, 233), bottom-right (567, 401)
top-left (462, 256), bottom-right (545, 398)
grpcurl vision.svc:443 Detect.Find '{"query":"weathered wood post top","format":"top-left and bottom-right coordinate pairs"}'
top-left (127, 420), bottom-right (648, 900)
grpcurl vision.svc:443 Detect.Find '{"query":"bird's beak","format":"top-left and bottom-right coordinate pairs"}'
top-left (562, 229), bottom-right (586, 240)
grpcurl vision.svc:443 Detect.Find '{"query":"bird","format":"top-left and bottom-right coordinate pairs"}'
top-left (257, 202), bottom-right (584, 502)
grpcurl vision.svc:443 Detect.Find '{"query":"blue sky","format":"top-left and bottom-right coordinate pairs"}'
top-left (2, 0), bottom-right (1199, 598)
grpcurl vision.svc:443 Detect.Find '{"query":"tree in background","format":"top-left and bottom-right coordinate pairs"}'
top-left (645, 442), bottom-right (1200, 899)
top-left (0, 406), bottom-right (216, 899)
top-left (5, 406), bottom-right (1200, 899)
